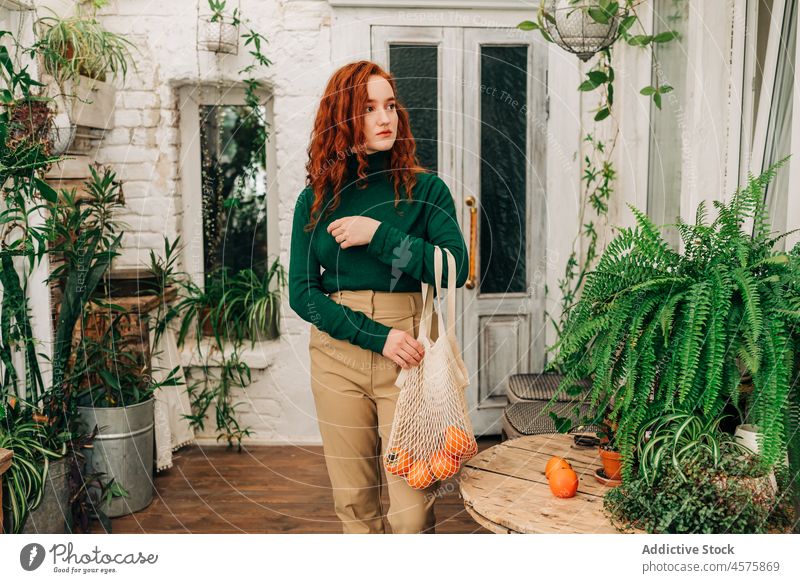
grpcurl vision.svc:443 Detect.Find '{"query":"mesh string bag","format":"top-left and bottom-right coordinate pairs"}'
top-left (383, 246), bottom-right (477, 490)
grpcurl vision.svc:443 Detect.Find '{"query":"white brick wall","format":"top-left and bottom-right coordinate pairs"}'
top-left (90, 0), bottom-right (334, 445)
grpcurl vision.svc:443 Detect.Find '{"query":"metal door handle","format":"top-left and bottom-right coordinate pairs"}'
top-left (465, 196), bottom-right (477, 289)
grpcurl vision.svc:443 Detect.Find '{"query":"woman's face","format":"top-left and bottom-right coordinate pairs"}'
top-left (362, 75), bottom-right (398, 154)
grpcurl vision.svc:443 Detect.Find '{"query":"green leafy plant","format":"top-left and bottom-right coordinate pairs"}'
top-left (548, 161), bottom-right (800, 481)
top-left (149, 241), bottom-right (279, 450)
top-left (637, 409), bottom-right (750, 486)
top-left (45, 166), bottom-right (124, 421)
top-left (0, 417), bottom-right (66, 533)
top-left (218, 260), bottom-right (287, 345)
top-left (604, 446), bottom-right (793, 533)
top-left (68, 307), bottom-right (183, 408)
top-left (33, 5), bottom-right (137, 86)
top-left (520, 3), bottom-right (680, 339)
top-left (207, 0), bottom-right (239, 24)
top-left (184, 350), bottom-right (253, 451)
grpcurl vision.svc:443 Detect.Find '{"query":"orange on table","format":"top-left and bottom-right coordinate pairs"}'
top-left (544, 456), bottom-right (572, 479)
top-left (406, 459), bottom-right (435, 489)
top-left (384, 447), bottom-right (412, 476)
top-left (548, 467), bottom-right (579, 498)
top-left (443, 425), bottom-right (474, 458)
top-left (429, 450), bottom-right (460, 480)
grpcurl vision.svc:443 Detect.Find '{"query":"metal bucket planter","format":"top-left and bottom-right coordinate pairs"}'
top-left (3, 456), bottom-right (71, 534)
top-left (77, 398), bottom-right (155, 518)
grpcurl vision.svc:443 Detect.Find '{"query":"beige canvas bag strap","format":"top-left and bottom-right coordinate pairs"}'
top-left (433, 246), bottom-right (457, 342)
top-left (418, 246), bottom-right (439, 342)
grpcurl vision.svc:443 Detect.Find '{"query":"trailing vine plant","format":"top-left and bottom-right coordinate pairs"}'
top-left (518, 1), bottom-right (680, 337)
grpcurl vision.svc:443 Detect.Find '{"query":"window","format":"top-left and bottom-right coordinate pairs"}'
top-left (389, 44), bottom-right (440, 173)
top-left (199, 103), bottom-right (268, 281)
top-left (179, 85), bottom-right (277, 288)
top-left (759, 0), bottom-right (796, 238)
top-left (647, 0), bottom-right (690, 248)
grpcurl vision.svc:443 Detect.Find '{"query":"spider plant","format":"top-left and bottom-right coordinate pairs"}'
top-left (637, 409), bottom-right (749, 486)
top-left (0, 418), bottom-right (66, 533)
top-left (220, 259), bottom-right (287, 344)
top-left (34, 6), bottom-right (136, 86)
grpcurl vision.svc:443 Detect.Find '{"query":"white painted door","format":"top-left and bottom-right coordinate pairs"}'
top-left (371, 25), bottom-right (548, 435)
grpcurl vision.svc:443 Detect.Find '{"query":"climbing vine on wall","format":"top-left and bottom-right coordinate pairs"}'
top-left (518, 0), bottom-right (680, 340)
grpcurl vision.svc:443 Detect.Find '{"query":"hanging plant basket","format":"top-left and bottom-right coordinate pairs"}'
top-left (544, 0), bottom-right (621, 62)
top-left (2, 97), bottom-right (54, 152)
top-left (198, 15), bottom-right (240, 54)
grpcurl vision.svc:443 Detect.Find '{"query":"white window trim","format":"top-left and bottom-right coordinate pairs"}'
top-left (177, 84), bottom-right (278, 290)
top-left (679, 0), bottom-right (743, 236)
top-left (783, 0), bottom-right (800, 249)
top-left (748, 0), bottom-right (789, 181)
top-left (741, 0), bottom-right (800, 245)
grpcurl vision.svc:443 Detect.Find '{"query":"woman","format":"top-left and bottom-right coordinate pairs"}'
top-left (289, 60), bottom-right (469, 534)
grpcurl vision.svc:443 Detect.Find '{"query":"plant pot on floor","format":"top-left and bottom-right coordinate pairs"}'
top-left (734, 424), bottom-right (786, 493)
top-left (599, 446), bottom-right (622, 481)
top-left (77, 398), bottom-right (155, 518)
top-left (2, 455), bottom-right (70, 534)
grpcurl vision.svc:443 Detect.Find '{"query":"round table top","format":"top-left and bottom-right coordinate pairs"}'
top-left (459, 433), bottom-right (631, 534)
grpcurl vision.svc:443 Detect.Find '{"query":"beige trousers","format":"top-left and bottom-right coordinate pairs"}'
top-left (309, 289), bottom-right (440, 534)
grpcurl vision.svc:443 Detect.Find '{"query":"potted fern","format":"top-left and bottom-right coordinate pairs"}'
top-left (548, 161), bottom-right (800, 490)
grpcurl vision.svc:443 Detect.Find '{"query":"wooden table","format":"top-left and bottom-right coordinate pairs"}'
top-left (459, 434), bottom-right (633, 534)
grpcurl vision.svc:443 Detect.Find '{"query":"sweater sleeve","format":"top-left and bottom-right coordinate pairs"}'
top-left (366, 175), bottom-right (469, 289)
top-left (289, 188), bottom-right (393, 354)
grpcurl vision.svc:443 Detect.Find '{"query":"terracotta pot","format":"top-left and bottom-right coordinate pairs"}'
top-left (599, 446), bottom-right (622, 481)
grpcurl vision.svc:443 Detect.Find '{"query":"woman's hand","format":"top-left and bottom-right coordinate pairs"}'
top-left (383, 329), bottom-right (425, 369)
top-left (327, 216), bottom-right (381, 249)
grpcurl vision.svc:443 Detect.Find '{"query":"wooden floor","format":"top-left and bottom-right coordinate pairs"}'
top-left (110, 437), bottom-right (501, 534)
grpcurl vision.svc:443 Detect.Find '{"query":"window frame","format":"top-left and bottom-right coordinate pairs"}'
top-left (177, 84), bottom-right (277, 290)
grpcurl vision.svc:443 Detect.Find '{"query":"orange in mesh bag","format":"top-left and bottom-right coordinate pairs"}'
top-left (383, 246), bottom-right (477, 489)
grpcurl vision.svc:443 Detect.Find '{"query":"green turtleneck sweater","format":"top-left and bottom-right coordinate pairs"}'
top-left (289, 148), bottom-right (469, 355)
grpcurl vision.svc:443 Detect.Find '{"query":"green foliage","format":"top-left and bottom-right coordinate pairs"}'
top-left (549, 161), bottom-right (800, 481)
top-left (184, 352), bottom-right (253, 451)
top-left (604, 446), bottom-right (794, 533)
top-left (150, 236), bottom-right (286, 450)
top-left (0, 417), bottom-right (66, 533)
top-left (68, 308), bottom-right (183, 408)
top-left (33, 6), bottom-right (137, 86)
top-left (636, 410), bottom-right (750, 486)
top-left (46, 166), bottom-right (124, 408)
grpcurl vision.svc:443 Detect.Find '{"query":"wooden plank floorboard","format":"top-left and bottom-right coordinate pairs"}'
top-left (109, 438), bottom-right (500, 533)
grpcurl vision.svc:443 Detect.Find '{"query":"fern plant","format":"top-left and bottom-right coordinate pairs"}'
top-left (548, 160), bottom-right (800, 482)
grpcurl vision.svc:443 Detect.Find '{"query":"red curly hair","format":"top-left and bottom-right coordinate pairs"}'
top-left (303, 61), bottom-right (426, 233)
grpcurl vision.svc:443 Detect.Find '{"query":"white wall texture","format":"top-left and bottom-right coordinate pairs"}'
top-left (80, 0), bottom-right (335, 445)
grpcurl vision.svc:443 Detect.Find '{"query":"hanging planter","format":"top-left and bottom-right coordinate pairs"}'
top-left (198, 18), bottom-right (239, 54)
top-left (48, 110), bottom-right (77, 156)
top-left (2, 97), bottom-right (54, 152)
top-left (543, 0), bottom-right (622, 62)
top-left (197, 1), bottom-right (241, 55)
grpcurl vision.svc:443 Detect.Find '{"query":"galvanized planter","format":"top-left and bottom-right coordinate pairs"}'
top-left (77, 398), bottom-right (155, 518)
